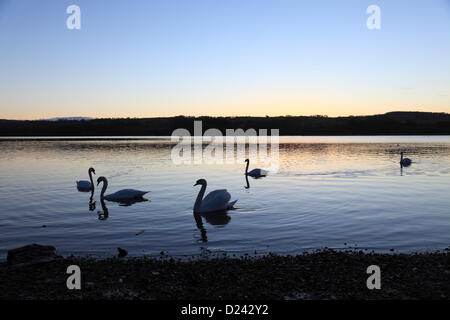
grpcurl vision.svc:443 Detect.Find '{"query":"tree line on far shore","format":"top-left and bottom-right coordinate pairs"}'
top-left (1, 111), bottom-right (450, 136)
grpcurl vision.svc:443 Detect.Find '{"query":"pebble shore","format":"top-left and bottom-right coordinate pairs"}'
top-left (0, 249), bottom-right (448, 300)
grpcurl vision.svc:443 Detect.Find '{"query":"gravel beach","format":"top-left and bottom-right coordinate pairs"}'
top-left (0, 249), bottom-right (449, 300)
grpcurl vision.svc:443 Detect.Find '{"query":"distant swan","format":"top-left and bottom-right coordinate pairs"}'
top-left (76, 167), bottom-right (95, 191)
top-left (400, 152), bottom-right (412, 167)
top-left (193, 179), bottom-right (237, 214)
top-left (97, 176), bottom-right (149, 201)
top-left (245, 159), bottom-right (266, 178)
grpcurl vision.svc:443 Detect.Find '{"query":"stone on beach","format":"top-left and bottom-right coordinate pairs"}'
top-left (118, 247), bottom-right (128, 258)
top-left (7, 244), bottom-right (61, 267)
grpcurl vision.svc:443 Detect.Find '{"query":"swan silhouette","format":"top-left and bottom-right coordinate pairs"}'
top-left (97, 176), bottom-right (149, 202)
top-left (77, 167), bottom-right (95, 191)
top-left (400, 152), bottom-right (412, 167)
top-left (245, 159), bottom-right (267, 178)
top-left (193, 179), bottom-right (237, 214)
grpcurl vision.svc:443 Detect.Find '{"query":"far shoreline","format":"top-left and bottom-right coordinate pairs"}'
top-left (1, 135), bottom-right (450, 142)
top-left (2, 112), bottom-right (450, 136)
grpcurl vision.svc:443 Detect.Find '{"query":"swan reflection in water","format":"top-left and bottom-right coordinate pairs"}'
top-left (245, 171), bottom-right (268, 189)
top-left (193, 211), bottom-right (231, 243)
top-left (89, 190), bottom-right (96, 211)
top-left (93, 196), bottom-right (148, 221)
top-left (106, 197), bottom-right (149, 207)
top-left (97, 199), bottom-right (109, 220)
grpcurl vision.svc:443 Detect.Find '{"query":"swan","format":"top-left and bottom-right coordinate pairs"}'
top-left (245, 159), bottom-right (267, 178)
top-left (400, 152), bottom-right (412, 167)
top-left (76, 167), bottom-right (95, 191)
top-left (97, 176), bottom-right (149, 201)
top-left (193, 179), bottom-right (237, 214)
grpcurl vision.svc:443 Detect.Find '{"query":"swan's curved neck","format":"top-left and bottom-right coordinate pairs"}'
top-left (245, 160), bottom-right (249, 174)
top-left (100, 179), bottom-right (108, 200)
top-left (89, 170), bottom-right (94, 190)
top-left (194, 183), bottom-right (207, 213)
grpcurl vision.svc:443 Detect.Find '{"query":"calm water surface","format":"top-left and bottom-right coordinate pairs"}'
top-left (0, 136), bottom-right (449, 259)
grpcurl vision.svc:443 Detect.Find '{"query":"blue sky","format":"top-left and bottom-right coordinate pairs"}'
top-left (0, 0), bottom-right (449, 119)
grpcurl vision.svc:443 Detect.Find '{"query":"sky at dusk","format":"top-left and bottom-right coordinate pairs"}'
top-left (0, 0), bottom-right (449, 120)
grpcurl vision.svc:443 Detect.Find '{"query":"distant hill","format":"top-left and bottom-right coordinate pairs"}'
top-left (41, 117), bottom-right (94, 121)
top-left (1, 112), bottom-right (450, 136)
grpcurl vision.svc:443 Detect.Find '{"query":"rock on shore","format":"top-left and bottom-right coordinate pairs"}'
top-left (7, 244), bottom-right (62, 267)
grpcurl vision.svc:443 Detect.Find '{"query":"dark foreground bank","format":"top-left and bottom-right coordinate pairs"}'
top-left (0, 250), bottom-right (448, 300)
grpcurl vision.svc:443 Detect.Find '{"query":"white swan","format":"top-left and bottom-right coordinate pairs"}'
top-left (193, 179), bottom-right (237, 214)
top-left (76, 167), bottom-right (95, 191)
top-left (245, 159), bottom-right (267, 178)
top-left (400, 152), bottom-right (412, 167)
top-left (97, 176), bottom-right (149, 201)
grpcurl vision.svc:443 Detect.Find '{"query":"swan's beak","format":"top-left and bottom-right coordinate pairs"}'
top-left (193, 182), bottom-right (199, 186)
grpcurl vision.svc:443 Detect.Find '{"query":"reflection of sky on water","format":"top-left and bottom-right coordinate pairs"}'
top-left (0, 136), bottom-right (449, 259)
